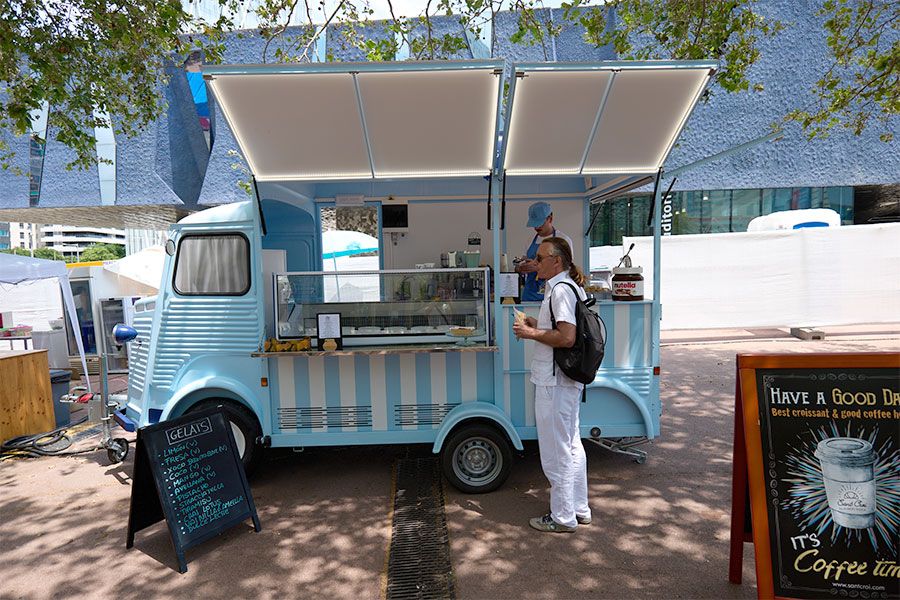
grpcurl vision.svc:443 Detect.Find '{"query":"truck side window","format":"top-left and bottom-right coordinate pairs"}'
top-left (173, 233), bottom-right (251, 295)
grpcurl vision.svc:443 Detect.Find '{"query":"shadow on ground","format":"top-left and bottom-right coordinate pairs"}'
top-left (1, 336), bottom-right (892, 599)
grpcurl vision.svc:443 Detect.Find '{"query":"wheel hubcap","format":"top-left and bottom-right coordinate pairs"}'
top-left (231, 422), bottom-right (246, 458)
top-left (453, 437), bottom-right (500, 483)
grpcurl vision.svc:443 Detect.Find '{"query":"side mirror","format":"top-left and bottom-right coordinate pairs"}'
top-left (113, 324), bottom-right (138, 344)
top-left (165, 239), bottom-right (176, 256)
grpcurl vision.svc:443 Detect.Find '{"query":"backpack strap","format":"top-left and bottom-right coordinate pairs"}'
top-left (548, 280), bottom-right (579, 330)
top-left (548, 280), bottom-right (580, 378)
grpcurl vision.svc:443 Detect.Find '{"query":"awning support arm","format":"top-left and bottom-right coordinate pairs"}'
top-left (664, 130), bottom-right (783, 179)
top-left (584, 199), bottom-right (604, 239)
top-left (501, 170), bottom-right (506, 229)
top-left (579, 71), bottom-right (617, 174)
top-left (252, 176), bottom-right (267, 236)
top-left (583, 175), bottom-right (655, 237)
top-left (351, 72), bottom-right (376, 178)
top-left (486, 175), bottom-right (492, 230)
top-left (647, 176), bottom-right (676, 228)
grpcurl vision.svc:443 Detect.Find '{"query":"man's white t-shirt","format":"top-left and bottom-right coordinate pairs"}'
top-left (529, 271), bottom-right (587, 389)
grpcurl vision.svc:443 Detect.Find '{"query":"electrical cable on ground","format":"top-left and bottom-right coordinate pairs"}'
top-left (0, 416), bottom-right (104, 460)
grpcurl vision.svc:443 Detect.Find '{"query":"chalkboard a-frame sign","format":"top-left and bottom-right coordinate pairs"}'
top-left (730, 352), bottom-right (899, 600)
top-left (126, 406), bottom-right (261, 573)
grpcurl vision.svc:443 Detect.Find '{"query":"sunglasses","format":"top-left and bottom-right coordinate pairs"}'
top-left (535, 253), bottom-right (555, 263)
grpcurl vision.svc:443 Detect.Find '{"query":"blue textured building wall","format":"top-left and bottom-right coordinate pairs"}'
top-left (1, 65), bottom-right (210, 212)
top-left (39, 135), bottom-right (103, 207)
top-left (0, 116), bottom-right (31, 208)
top-left (660, 1), bottom-right (899, 191)
top-left (1, 1), bottom-right (897, 215)
top-left (115, 63), bottom-right (209, 208)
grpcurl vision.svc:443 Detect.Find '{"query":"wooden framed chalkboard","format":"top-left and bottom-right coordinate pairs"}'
top-left (733, 353), bottom-right (899, 600)
top-left (126, 405), bottom-right (261, 573)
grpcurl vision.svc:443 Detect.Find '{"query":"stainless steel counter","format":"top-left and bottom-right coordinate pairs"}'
top-left (252, 343), bottom-right (497, 357)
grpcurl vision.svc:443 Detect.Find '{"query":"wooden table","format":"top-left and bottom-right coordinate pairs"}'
top-left (0, 350), bottom-right (54, 441)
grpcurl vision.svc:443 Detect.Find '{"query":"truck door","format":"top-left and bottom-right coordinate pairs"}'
top-left (260, 198), bottom-right (320, 272)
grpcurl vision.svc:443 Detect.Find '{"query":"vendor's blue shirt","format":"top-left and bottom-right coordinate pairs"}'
top-left (521, 228), bottom-right (574, 302)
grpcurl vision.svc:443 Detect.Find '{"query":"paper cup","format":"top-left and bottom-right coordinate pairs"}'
top-left (815, 437), bottom-right (877, 529)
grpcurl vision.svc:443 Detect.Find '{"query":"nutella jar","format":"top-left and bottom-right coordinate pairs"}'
top-left (612, 266), bottom-right (643, 301)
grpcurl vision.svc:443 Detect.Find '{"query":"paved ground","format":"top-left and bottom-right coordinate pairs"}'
top-left (1, 324), bottom-right (897, 600)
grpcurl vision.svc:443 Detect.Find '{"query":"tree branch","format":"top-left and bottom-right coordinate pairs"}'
top-left (262, 0), bottom-right (302, 63)
top-left (297, 0), bottom-right (346, 63)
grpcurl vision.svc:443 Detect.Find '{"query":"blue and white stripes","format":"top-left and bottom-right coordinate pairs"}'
top-left (266, 301), bottom-right (655, 441)
top-left (270, 351), bottom-right (494, 434)
top-left (500, 302), bottom-right (655, 432)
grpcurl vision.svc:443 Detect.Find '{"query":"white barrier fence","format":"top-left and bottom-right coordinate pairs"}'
top-left (591, 223), bottom-right (900, 330)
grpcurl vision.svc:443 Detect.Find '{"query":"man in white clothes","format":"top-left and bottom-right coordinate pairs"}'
top-left (512, 236), bottom-right (591, 533)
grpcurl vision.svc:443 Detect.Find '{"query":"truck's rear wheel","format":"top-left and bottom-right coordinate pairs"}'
top-left (189, 399), bottom-right (262, 475)
top-left (441, 424), bottom-right (512, 493)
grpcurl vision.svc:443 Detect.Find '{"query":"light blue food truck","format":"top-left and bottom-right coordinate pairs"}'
top-left (115, 59), bottom-right (719, 492)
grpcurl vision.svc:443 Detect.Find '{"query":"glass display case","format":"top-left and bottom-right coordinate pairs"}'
top-left (274, 268), bottom-right (490, 346)
top-left (99, 297), bottom-right (139, 373)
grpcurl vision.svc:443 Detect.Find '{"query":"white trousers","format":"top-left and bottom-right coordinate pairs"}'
top-left (535, 384), bottom-right (590, 528)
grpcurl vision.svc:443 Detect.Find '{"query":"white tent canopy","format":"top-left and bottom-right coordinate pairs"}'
top-left (102, 244), bottom-right (165, 291)
top-left (0, 253), bottom-right (91, 391)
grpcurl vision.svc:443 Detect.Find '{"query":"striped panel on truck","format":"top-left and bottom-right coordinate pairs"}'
top-left (501, 302), bottom-right (653, 427)
top-left (270, 351), bottom-right (494, 433)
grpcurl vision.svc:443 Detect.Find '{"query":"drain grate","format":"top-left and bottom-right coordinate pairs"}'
top-left (386, 457), bottom-right (455, 600)
top-left (68, 421), bottom-right (101, 443)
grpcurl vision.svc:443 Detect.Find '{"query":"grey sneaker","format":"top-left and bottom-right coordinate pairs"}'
top-left (529, 513), bottom-right (576, 533)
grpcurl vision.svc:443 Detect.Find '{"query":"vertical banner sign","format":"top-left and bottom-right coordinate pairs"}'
top-left (661, 194), bottom-right (674, 235)
top-left (737, 353), bottom-right (899, 600)
top-left (126, 406), bottom-right (261, 573)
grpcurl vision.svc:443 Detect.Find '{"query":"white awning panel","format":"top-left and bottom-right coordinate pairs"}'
top-left (503, 62), bottom-right (715, 177)
top-left (203, 62), bottom-right (503, 181)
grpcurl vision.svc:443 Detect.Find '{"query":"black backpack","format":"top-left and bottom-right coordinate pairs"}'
top-left (549, 281), bottom-right (607, 385)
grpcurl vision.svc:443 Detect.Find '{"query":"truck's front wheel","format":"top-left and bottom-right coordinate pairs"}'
top-left (189, 400), bottom-right (262, 475)
top-left (441, 424), bottom-right (512, 493)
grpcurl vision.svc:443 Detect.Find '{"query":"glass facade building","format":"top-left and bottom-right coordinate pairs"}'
top-left (589, 186), bottom-right (855, 246)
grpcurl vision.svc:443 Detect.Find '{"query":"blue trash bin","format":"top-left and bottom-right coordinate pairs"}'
top-left (49, 369), bottom-right (72, 428)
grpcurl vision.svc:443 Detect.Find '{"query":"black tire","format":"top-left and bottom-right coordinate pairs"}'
top-left (189, 399), bottom-right (262, 475)
top-left (441, 424), bottom-right (513, 494)
top-left (107, 438), bottom-right (129, 463)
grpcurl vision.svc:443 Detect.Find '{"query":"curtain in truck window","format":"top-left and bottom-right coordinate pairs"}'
top-left (173, 234), bottom-right (251, 295)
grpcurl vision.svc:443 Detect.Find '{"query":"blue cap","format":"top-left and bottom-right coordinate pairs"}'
top-left (526, 202), bottom-right (552, 228)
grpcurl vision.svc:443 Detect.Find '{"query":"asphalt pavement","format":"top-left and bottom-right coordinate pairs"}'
top-left (1, 324), bottom-right (897, 600)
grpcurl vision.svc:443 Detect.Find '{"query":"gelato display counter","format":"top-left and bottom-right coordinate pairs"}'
top-left (274, 268), bottom-right (490, 347)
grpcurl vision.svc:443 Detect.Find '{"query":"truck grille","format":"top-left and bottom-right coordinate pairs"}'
top-left (394, 404), bottom-right (458, 427)
top-left (150, 297), bottom-right (260, 389)
top-left (277, 406), bottom-right (373, 429)
top-left (127, 313), bottom-right (153, 399)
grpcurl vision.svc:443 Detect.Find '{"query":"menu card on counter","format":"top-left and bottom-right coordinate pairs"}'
top-left (126, 406), bottom-right (261, 573)
top-left (498, 273), bottom-right (519, 298)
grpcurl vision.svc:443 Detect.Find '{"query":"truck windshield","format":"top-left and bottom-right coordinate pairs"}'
top-left (173, 233), bottom-right (251, 296)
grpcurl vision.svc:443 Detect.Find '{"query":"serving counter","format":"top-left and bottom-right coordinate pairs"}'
top-left (252, 343), bottom-right (497, 357)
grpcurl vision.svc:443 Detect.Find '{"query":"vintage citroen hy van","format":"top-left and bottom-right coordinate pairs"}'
top-left (116, 59), bottom-right (719, 492)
